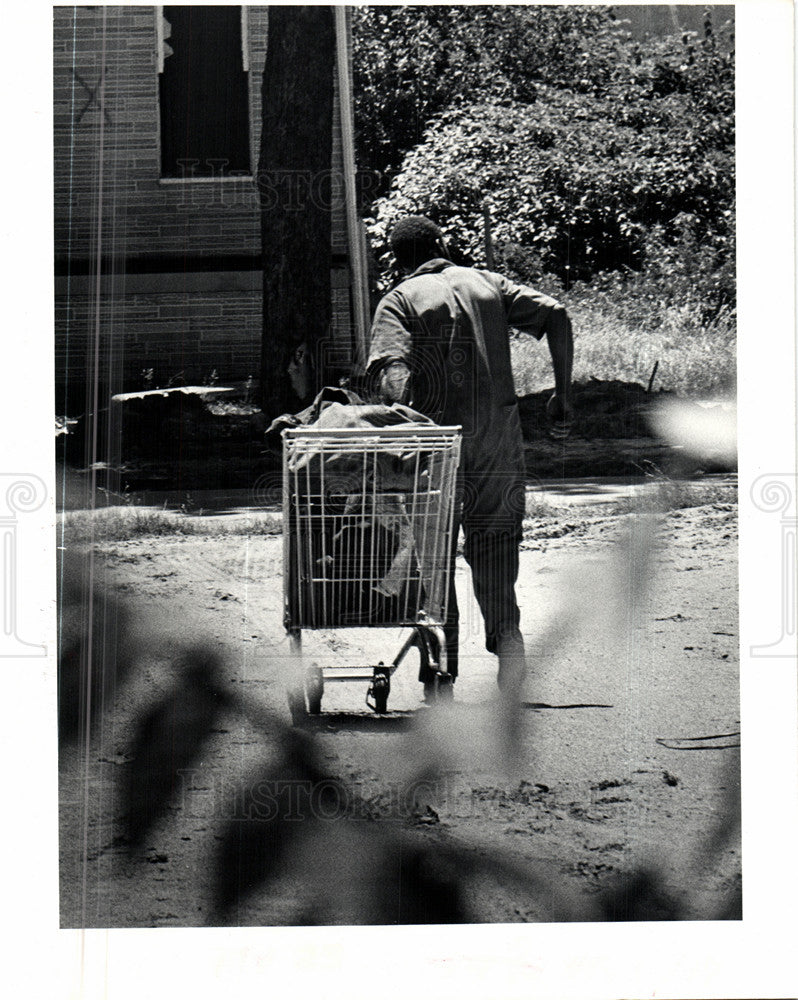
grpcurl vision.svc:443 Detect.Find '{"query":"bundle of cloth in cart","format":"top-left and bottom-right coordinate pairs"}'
top-left (268, 387), bottom-right (461, 630)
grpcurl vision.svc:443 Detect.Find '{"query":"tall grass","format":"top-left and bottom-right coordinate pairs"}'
top-left (511, 283), bottom-right (736, 398)
top-left (60, 507), bottom-right (283, 545)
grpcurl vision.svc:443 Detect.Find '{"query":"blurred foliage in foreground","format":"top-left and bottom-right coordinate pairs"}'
top-left (353, 5), bottom-right (735, 354)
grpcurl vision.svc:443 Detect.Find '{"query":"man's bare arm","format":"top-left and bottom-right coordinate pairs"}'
top-left (545, 304), bottom-right (574, 424)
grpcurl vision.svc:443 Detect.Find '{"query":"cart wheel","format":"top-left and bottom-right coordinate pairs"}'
top-left (367, 668), bottom-right (390, 714)
top-left (304, 666), bottom-right (324, 715)
top-left (287, 685), bottom-right (307, 725)
top-left (373, 675), bottom-right (389, 714)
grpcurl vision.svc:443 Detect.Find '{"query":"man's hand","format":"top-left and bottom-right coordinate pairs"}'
top-left (546, 392), bottom-right (574, 440)
top-left (379, 360), bottom-right (412, 405)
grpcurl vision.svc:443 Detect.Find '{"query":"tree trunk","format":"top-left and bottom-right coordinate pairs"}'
top-left (258, 6), bottom-right (335, 419)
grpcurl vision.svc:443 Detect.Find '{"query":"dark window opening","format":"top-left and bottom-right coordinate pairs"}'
top-left (159, 6), bottom-right (250, 178)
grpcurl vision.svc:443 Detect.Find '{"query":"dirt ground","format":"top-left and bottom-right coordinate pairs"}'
top-left (59, 489), bottom-right (740, 927)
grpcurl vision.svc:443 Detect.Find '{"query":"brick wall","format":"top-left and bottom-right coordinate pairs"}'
top-left (54, 272), bottom-right (264, 411)
top-left (54, 5), bottom-right (353, 407)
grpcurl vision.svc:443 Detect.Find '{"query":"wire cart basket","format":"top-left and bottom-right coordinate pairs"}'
top-left (282, 423), bottom-right (462, 719)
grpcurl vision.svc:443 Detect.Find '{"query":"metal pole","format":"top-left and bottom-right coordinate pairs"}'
top-left (334, 7), bottom-right (370, 371)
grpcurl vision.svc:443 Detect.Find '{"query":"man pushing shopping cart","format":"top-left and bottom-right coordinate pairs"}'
top-left (367, 215), bottom-right (574, 696)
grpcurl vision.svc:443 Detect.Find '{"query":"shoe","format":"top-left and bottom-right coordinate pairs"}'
top-left (423, 674), bottom-right (454, 703)
top-left (497, 658), bottom-right (525, 694)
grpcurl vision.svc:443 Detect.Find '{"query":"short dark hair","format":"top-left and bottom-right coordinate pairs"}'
top-left (389, 215), bottom-right (444, 271)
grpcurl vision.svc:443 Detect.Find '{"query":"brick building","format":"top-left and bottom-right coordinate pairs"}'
top-left (54, 6), bottom-right (367, 416)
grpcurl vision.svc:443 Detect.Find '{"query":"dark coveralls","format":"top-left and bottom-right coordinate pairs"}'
top-left (367, 259), bottom-right (562, 677)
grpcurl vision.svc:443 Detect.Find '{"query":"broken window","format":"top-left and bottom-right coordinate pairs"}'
top-left (158, 5), bottom-right (251, 179)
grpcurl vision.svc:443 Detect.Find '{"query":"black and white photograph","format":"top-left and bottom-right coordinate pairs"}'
top-left (3, 1), bottom-right (797, 996)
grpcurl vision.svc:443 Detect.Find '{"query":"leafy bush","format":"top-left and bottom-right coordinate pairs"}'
top-left (368, 77), bottom-right (732, 295)
top-left (357, 7), bottom-right (734, 321)
top-left (353, 6), bottom-right (629, 185)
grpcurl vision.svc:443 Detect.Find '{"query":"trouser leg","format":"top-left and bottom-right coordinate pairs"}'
top-left (461, 459), bottom-right (528, 689)
top-left (443, 551), bottom-right (459, 679)
top-left (418, 504), bottom-right (460, 683)
top-left (443, 500), bottom-right (462, 679)
top-left (464, 524), bottom-right (527, 691)
top-left (462, 524), bottom-right (523, 655)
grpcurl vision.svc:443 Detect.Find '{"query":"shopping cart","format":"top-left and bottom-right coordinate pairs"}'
top-left (282, 423), bottom-right (462, 719)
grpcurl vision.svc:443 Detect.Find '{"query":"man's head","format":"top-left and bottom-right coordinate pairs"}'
top-left (389, 215), bottom-right (446, 272)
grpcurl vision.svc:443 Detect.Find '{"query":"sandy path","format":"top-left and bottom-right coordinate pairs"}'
top-left (59, 500), bottom-right (739, 926)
